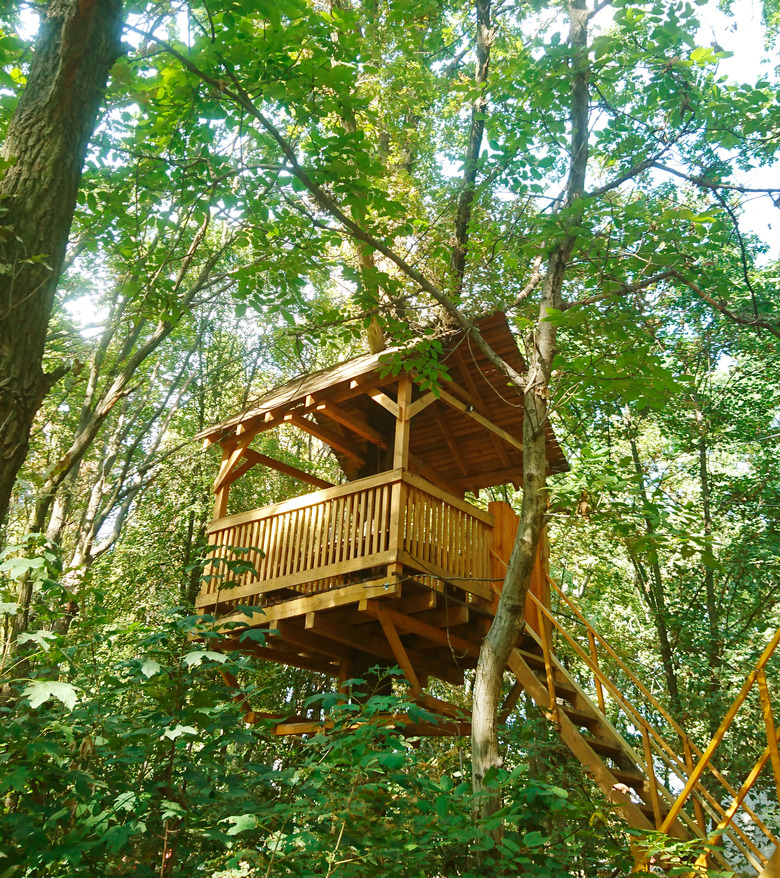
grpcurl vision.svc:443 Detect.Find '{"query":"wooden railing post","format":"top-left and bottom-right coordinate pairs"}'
top-left (384, 376), bottom-right (412, 583)
top-left (641, 722), bottom-right (663, 828)
top-left (682, 738), bottom-right (707, 832)
top-left (758, 667), bottom-right (780, 805)
top-left (588, 630), bottom-right (606, 714)
top-left (487, 500), bottom-right (517, 608)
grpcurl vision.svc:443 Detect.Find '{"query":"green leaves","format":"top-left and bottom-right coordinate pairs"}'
top-left (23, 681), bottom-right (80, 711)
top-left (222, 813), bottom-right (257, 835)
top-left (182, 649), bottom-right (227, 667)
top-left (140, 658), bottom-right (162, 678)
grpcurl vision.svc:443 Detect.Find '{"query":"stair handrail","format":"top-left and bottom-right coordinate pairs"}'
top-left (660, 623), bottom-right (780, 834)
top-left (533, 581), bottom-right (779, 862)
top-left (546, 576), bottom-right (780, 845)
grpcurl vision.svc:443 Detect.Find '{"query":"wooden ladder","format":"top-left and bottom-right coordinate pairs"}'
top-left (509, 579), bottom-right (780, 875)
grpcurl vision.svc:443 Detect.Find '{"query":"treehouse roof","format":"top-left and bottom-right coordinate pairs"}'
top-left (198, 312), bottom-right (568, 493)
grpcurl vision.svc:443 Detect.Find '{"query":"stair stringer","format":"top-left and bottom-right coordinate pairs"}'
top-left (507, 648), bottom-right (655, 834)
top-left (506, 639), bottom-right (736, 873)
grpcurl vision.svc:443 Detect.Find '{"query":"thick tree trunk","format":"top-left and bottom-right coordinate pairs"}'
top-left (0, 0), bottom-right (123, 532)
top-left (470, 0), bottom-right (589, 832)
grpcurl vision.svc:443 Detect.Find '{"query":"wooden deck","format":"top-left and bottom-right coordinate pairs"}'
top-left (196, 468), bottom-right (546, 684)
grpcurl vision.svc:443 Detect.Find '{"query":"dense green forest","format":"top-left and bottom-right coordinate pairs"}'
top-left (1, 0), bottom-right (780, 873)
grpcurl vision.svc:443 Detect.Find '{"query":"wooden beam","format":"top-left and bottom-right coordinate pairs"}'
top-left (372, 603), bottom-right (422, 692)
top-left (225, 448), bottom-right (334, 490)
top-left (452, 347), bottom-right (513, 469)
top-left (406, 391), bottom-right (437, 420)
top-left (498, 680), bottom-right (524, 723)
top-left (456, 467), bottom-right (525, 491)
top-left (368, 388), bottom-right (399, 418)
top-left (288, 413), bottom-right (365, 464)
top-left (274, 621), bottom-right (352, 661)
top-left (316, 401), bottom-right (388, 448)
top-left (306, 612), bottom-right (465, 686)
top-left (364, 601), bottom-right (480, 658)
top-left (223, 638), bottom-right (338, 675)
top-left (416, 604), bottom-right (469, 628)
top-left (215, 579), bottom-right (401, 628)
top-left (214, 432), bottom-right (255, 492)
top-left (439, 375), bottom-right (476, 407)
top-left (432, 407), bottom-right (469, 477)
top-left (436, 387), bottom-right (524, 454)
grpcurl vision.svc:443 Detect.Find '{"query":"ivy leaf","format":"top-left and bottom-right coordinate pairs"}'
top-left (161, 799), bottom-right (187, 819)
top-left (161, 724), bottom-right (197, 740)
top-left (23, 680), bottom-right (79, 711)
top-left (0, 556), bottom-right (45, 578)
top-left (140, 659), bottom-right (162, 678)
top-left (0, 601), bottom-right (18, 614)
top-left (222, 813), bottom-right (257, 835)
top-left (17, 630), bottom-right (57, 651)
top-left (183, 650), bottom-right (227, 667)
top-left (114, 791), bottom-right (138, 812)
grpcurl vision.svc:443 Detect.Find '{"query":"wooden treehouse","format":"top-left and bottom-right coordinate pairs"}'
top-left (196, 313), bottom-right (780, 876)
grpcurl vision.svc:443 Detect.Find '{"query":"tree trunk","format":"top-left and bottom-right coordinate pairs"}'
top-left (450, 0), bottom-right (493, 291)
top-left (0, 0), bottom-right (123, 533)
top-left (625, 425), bottom-right (684, 718)
top-left (695, 397), bottom-right (721, 736)
top-left (470, 0), bottom-right (589, 832)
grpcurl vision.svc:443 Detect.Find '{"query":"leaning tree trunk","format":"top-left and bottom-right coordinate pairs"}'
top-left (470, 0), bottom-right (590, 830)
top-left (0, 0), bottom-right (123, 533)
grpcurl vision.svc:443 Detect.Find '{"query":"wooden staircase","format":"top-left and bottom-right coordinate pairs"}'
top-left (508, 579), bottom-right (780, 876)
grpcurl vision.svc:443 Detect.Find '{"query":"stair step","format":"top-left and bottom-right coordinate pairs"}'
top-left (610, 769), bottom-right (647, 791)
top-left (532, 671), bottom-right (578, 701)
top-left (516, 648), bottom-right (546, 669)
top-left (516, 650), bottom-right (582, 701)
top-left (582, 735), bottom-right (624, 759)
top-left (638, 801), bottom-right (669, 821)
top-left (561, 705), bottom-right (601, 729)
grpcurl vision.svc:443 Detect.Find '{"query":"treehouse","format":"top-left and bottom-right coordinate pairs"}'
top-left (195, 313), bottom-right (567, 707)
top-left (195, 311), bottom-right (780, 876)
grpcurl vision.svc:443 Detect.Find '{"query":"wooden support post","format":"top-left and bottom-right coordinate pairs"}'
top-left (758, 845), bottom-right (780, 878)
top-left (588, 630), bottom-right (606, 715)
top-left (393, 375), bottom-right (412, 469)
top-left (487, 500), bottom-right (518, 612)
top-left (537, 600), bottom-right (559, 724)
top-left (213, 444), bottom-right (235, 519)
top-left (641, 722), bottom-right (663, 829)
top-left (373, 602), bottom-right (421, 695)
top-left (682, 737), bottom-right (708, 833)
top-left (387, 377), bottom-right (412, 582)
top-left (758, 668), bottom-right (780, 805)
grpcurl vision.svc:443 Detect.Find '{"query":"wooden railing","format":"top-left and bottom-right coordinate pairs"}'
top-left (196, 468), bottom-right (496, 613)
top-left (529, 578), bottom-right (780, 874)
top-left (398, 471), bottom-right (494, 601)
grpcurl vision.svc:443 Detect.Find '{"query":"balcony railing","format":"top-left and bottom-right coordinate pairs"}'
top-left (196, 468), bottom-right (497, 616)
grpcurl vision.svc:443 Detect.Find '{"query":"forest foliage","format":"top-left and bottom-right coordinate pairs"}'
top-left (1, 0), bottom-right (780, 873)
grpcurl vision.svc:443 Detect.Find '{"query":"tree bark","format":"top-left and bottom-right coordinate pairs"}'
top-left (695, 396), bottom-right (721, 736)
top-left (450, 0), bottom-right (493, 291)
top-left (470, 0), bottom-right (590, 830)
top-left (0, 0), bottom-right (124, 533)
top-left (625, 424), bottom-right (683, 718)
